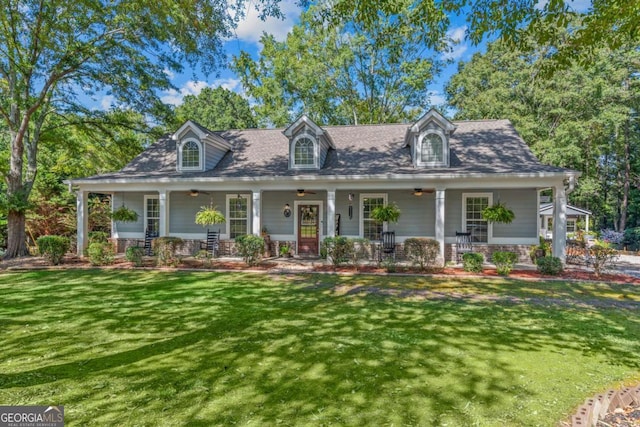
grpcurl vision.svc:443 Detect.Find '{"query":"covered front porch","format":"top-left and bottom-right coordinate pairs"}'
top-left (74, 178), bottom-right (574, 264)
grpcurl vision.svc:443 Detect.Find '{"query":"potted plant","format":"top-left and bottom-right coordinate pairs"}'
top-left (195, 203), bottom-right (226, 226)
top-left (279, 244), bottom-right (291, 258)
top-left (111, 205), bottom-right (139, 222)
top-left (371, 202), bottom-right (401, 224)
top-left (481, 201), bottom-right (515, 224)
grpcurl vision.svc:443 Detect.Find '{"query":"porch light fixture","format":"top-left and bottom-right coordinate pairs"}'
top-left (297, 189), bottom-right (305, 197)
top-left (413, 188), bottom-right (423, 197)
top-left (189, 189), bottom-right (199, 197)
top-left (283, 203), bottom-right (292, 218)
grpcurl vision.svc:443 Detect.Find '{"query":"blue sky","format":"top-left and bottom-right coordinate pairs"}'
top-left (100, 0), bottom-right (592, 117)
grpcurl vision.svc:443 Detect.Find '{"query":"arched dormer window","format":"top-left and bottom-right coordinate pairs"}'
top-left (179, 139), bottom-right (202, 170)
top-left (421, 133), bottom-right (444, 163)
top-left (293, 136), bottom-right (316, 168)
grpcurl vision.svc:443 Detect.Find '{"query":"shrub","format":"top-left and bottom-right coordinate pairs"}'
top-left (88, 231), bottom-right (109, 244)
top-left (536, 256), bottom-right (563, 275)
top-left (87, 242), bottom-right (115, 266)
top-left (381, 256), bottom-right (397, 273)
top-left (623, 227), bottom-right (640, 251)
top-left (153, 237), bottom-right (184, 267)
top-left (404, 238), bottom-right (440, 271)
top-left (235, 234), bottom-right (265, 266)
top-left (589, 245), bottom-right (618, 277)
top-left (492, 251), bottom-right (518, 276)
top-left (349, 238), bottom-right (371, 269)
top-left (599, 229), bottom-right (624, 246)
top-left (321, 236), bottom-right (353, 267)
top-left (37, 235), bottom-right (70, 265)
top-left (462, 252), bottom-right (484, 273)
top-left (194, 249), bottom-right (213, 268)
top-left (125, 246), bottom-right (145, 267)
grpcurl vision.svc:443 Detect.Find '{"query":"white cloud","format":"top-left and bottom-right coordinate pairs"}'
top-left (429, 91), bottom-right (446, 106)
top-left (443, 25), bottom-right (468, 60)
top-left (161, 78), bottom-right (244, 106)
top-left (100, 95), bottom-right (114, 110)
top-left (163, 68), bottom-right (175, 80)
top-left (232, 0), bottom-right (301, 44)
top-left (536, 0), bottom-right (592, 11)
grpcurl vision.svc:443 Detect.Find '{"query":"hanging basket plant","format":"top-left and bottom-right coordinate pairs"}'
top-left (111, 205), bottom-right (139, 223)
top-left (371, 203), bottom-right (401, 224)
top-left (481, 202), bottom-right (515, 224)
top-left (195, 204), bottom-right (226, 226)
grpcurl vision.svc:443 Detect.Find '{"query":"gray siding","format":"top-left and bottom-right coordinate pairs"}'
top-left (112, 192), bottom-right (148, 234)
top-left (336, 190), bottom-right (359, 236)
top-left (170, 191), bottom-right (226, 234)
top-left (319, 137), bottom-right (330, 168)
top-left (390, 191), bottom-right (434, 236)
top-left (204, 142), bottom-right (227, 170)
top-left (444, 189), bottom-right (538, 238)
top-left (262, 191), bottom-right (295, 235)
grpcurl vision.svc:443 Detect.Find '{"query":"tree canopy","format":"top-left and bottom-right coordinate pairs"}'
top-left (232, 6), bottom-right (445, 126)
top-left (174, 87), bottom-right (257, 130)
top-left (0, 0), bottom-right (285, 258)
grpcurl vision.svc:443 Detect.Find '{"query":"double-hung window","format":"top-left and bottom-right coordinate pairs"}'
top-left (462, 193), bottom-right (492, 243)
top-left (293, 137), bottom-right (315, 168)
top-left (180, 139), bottom-right (201, 170)
top-left (360, 193), bottom-right (386, 241)
top-left (227, 195), bottom-right (249, 238)
top-left (144, 195), bottom-right (160, 235)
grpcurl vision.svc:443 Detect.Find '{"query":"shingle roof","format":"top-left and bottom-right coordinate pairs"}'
top-left (78, 119), bottom-right (570, 182)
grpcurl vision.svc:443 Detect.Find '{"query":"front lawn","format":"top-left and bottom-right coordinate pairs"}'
top-left (0, 270), bottom-right (638, 426)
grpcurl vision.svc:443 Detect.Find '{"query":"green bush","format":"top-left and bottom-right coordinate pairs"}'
top-left (125, 246), bottom-right (145, 267)
top-left (462, 252), bottom-right (484, 273)
top-left (88, 231), bottom-right (109, 244)
top-left (87, 242), bottom-right (115, 266)
top-left (153, 237), bottom-right (184, 267)
top-left (381, 256), bottom-right (397, 273)
top-left (37, 235), bottom-right (70, 265)
top-left (492, 251), bottom-right (518, 276)
top-left (235, 234), bottom-right (265, 266)
top-left (536, 256), bottom-right (563, 275)
top-left (623, 227), bottom-right (640, 251)
top-left (589, 245), bottom-right (618, 277)
top-left (321, 236), bottom-right (353, 267)
top-left (404, 238), bottom-right (440, 271)
top-left (349, 238), bottom-right (371, 269)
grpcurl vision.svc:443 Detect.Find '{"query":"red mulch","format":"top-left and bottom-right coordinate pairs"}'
top-left (2, 255), bottom-right (640, 284)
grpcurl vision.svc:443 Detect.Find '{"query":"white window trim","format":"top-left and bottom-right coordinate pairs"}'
top-left (417, 129), bottom-right (448, 167)
top-left (462, 192), bottom-right (493, 243)
top-left (144, 195), bottom-right (160, 234)
top-left (177, 138), bottom-right (204, 171)
top-left (226, 194), bottom-right (251, 239)
top-left (290, 134), bottom-right (318, 169)
top-left (359, 193), bottom-right (388, 239)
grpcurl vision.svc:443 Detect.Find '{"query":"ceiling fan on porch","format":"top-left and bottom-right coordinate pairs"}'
top-left (189, 189), bottom-right (210, 197)
top-left (411, 188), bottom-right (434, 197)
top-left (296, 189), bottom-right (316, 197)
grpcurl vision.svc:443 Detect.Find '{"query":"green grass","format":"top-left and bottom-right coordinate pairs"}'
top-left (0, 270), bottom-right (639, 426)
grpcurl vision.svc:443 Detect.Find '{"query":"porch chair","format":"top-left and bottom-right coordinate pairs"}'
top-left (455, 231), bottom-right (473, 262)
top-left (200, 229), bottom-right (220, 257)
top-left (138, 228), bottom-right (158, 256)
top-left (379, 231), bottom-right (396, 261)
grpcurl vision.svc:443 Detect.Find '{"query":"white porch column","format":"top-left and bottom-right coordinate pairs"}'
top-left (552, 184), bottom-right (567, 261)
top-left (76, 190), bottom-right (89, 256)
top-left (327, 190), bottom-right (336, 237)
top-left (159, 190), bottom-right (169, 236)
top-left (585, 214), bottom-right (590, 233)
top-left (435, 189), bottom-right (446, 265)
top-left (252, 190), bottom-right (261, 236)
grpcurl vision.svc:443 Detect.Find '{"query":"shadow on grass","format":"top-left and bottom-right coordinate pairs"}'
top-left (0, 270), bottom-right (639, 426)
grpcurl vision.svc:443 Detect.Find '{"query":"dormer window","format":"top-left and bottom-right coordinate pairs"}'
top-left (182, 140), bottom-right (201, 168)
top-left (419, 132), bottom-right (445, 164)
top-left (283, 115), bottom-right (335, 171)
top-left (294, 137), bottom-right (316, 167)
top-left (405, 108), bottom-right (455, 169)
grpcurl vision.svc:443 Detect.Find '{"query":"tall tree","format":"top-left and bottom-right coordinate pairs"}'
top-left (175, 87), bottom-right (257, 130)
top-left (0, 0), bottom-right (285, 258)
top-left (232, 7), bottom-right (445, 126)
top-left (446, 36), bottom-right (640, 231)
top-left (322, 0), bottom-right (639, 68)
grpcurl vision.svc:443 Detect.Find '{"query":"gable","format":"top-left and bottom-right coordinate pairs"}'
top-left (405, 108), bottom-right (456, 168)
top-left (172, 120), bottom-right (231, 172)
top-left (283, 115), bottom-right (334, 170)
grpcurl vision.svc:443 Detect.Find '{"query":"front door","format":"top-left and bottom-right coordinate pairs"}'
top-left (298, 205), bottom-right (319, 255)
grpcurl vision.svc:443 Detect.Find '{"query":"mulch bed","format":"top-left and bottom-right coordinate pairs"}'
top-left (2, 255), bottom-right (640, 285)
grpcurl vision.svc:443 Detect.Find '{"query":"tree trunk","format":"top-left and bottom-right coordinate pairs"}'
top-left (4, 210), bottom-right (29, 259)
top-left (619, 118), bottom-right (631, 231)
